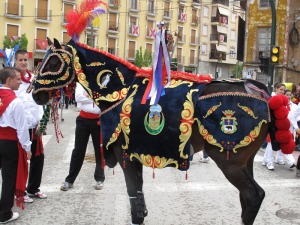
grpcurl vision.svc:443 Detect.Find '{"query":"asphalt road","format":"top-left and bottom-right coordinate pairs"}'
top-left (2, 105), bottom-right (300, 225)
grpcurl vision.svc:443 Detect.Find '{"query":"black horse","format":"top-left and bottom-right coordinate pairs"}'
top-left (32, 39), bottom-right (272, 225)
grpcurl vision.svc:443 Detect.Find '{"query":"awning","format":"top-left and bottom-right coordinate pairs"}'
top-left (216, 44), bottom-right (227, 52)
top-left (218, 7), bottom-right (229, 16)
top-left (217, 25), bottom-right (227, 34)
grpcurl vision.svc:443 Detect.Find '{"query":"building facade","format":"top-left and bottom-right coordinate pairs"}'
top-left (0, 0), bottom-right (244, 79)
top-left (244, 0), bottom-right (300, 87)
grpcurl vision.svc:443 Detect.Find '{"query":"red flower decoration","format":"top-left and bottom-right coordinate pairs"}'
top-left (274, 106), bottom-right (288, 119)
top-left (275, 118), bottom-right (290, 130)
top-left (275, 130), bottom-right (292, 144)
top-left (280, 95), bottom-right (289, 106)
top-left (281, 139), bottom-right (295, 154)
top-left (269, 95), bottom-right (283, 110)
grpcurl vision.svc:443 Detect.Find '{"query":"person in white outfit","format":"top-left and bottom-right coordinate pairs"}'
top-left (262, 83), bottom-right (285, 170)
top-left (274, 89), bottom-right (299, 168)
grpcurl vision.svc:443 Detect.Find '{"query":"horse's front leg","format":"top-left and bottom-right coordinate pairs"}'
top-left (121, 158), bottom-right (147, 225)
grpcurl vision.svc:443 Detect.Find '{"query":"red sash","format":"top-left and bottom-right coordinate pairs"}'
top-left (79, 110), bottom-right (100, 119)
top-left (0, 89), bottom-right (16, 116)
top-left (0, 127), bottom-right (28, 210)
top-left (20, 70), bottom-right (32, 83)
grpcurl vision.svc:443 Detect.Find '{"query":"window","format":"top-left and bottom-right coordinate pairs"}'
top-left (63, 3), bottom-right (74, 24)
top-left (36, 28), bottom-right (48, 50)
top-left (108, 38), bottom-right (117, 55)
top-left (178, 26), bottom-right (184, 42)
top-left (178, 5), bottom-right (185, 20)
top-left (7, 0), bottom-right (20, 15)
top-left (62, 31), bottom-right (69, 45)
top-left (229, 48), bottom-right (236, 58)
top-left (191, 29), bottom-right (196, 44)
top-left (260, 0), bottom-right (270, 8)
top-left (190, 49), bottom-right (196, 64)
top-left (257, 27), bottom-right (271, 57)
top-left (130, 0), bottom-right (138, 10)
top-left (230, 30), bottom-right (236, 40)
top-left (163, 1), bottom-right (171, 17)
top-left (7, 24), bottom-right (19, 37)
top-left (129, 16), bottom-right (138, 35)
top-left (146, 43), bottom-right (153, 54)
top-left (148, 0), bottom-right (155, 14)
top-left (231, 13), bottom-right (236, 23)
top-left (108, 13), bottom-right (118, 31)
top-left (146, 20), bottom-right (155, 37)
top-left (37, 0), bottom-right (49, 20)
top-left (177, 48), bottom-right (183, 63)
top-left (203, 6), bottom-right (209, 17)
top-left (192, 8), bottom-right (198, 24)
top-left (128, 41), bottom-right (135, 58)
top-left (202, 25), bottom-right (208, 36)
top-left (86, 34), bottom-right (96, 47)
top-left (201, 44), bottom-right (207, 55)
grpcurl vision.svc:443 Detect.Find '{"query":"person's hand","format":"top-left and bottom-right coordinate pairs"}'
top-left (27, 151), bottom-right (32, 160)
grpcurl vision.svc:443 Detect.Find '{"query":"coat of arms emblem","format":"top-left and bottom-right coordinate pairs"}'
top-left (220, 110), bottom-right (237, 134)
top-left (144, 104), bottom-right (165, 135)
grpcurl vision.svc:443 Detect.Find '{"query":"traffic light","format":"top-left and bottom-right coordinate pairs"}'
top-left (270, 46), bottom-right (280, 64)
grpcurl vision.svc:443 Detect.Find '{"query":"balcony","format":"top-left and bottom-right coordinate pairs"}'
top-left (191, 16), bottom-right (199, 25)
top-left (108, 48), bottom-right (118, 56)
top-left (147, 5), bottom-right (157, 16)
top-left (108, 22), bottom-right (119, 33)
top-left (127, 49), bottom-right (136, 60)
top-left (210, 34), bottom-right (227, 43)
top-left (177, 35), bottom-right (186, 44)
top-left (163, 9), bottom-right (172, 19)
top-left (35, 8), bottom-right (52, 23)
top-left (177, 56), bottom-right (185, 65)
top-left (108, 0), bottom-right (120, 9)
top-left (190, 36), bottom-right (199, 45)
top-left (5, 3), bottom-right (23, 18)
top-left (210, 50), bottom-right (226, 60)
top-left (128, 25), bottom-right (139, 37)
top-left (178, 13), bottom-right (187, 23)
top-left (212, 0), bottom-right (229, 6)
top-left (129, 2), bottom-right (139, 12)
top-left (34, 39), bottom-right (48, 52)
top-left (189, 56), bottom-right (197, 65)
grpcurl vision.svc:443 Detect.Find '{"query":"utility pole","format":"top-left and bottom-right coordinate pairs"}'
top-left (268, 0), bottom-right (276, 91)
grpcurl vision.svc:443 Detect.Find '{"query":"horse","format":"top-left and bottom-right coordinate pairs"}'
top-left (32, 38), bottom-right (272, 225)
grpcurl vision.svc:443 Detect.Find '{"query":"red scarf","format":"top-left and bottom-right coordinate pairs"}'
top-left (0, 89), bottom-right (28, 209)
top-left (32, 128), bottom-right (44, 156)
top-left (20, 70), bottom-right (32, 83)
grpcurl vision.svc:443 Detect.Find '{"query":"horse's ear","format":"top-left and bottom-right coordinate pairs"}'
top-left (47, 37), bottom-right (53, 46)
top-left (53, 38), bottom-right (62, 49)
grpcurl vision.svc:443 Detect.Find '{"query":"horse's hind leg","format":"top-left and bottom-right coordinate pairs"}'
top-left (214, 161), bottom-right (264, 225)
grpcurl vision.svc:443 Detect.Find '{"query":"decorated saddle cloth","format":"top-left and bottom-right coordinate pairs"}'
top-left (101, 77), bottom-right (206, 171)
top-left (195, 92), bottom-right (270, 158)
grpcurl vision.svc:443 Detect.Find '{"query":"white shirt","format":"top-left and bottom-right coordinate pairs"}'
top-left (0, 87), bottom-right (32, 151)
top-left (75, 83), bottom-right (100, 114)
top-left (14, 72), bottom-right (43, 129)
top-left (288, 101), bottom-right (298, 132)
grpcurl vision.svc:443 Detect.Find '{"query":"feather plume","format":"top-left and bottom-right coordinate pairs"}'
top-left (66, 0), bottom-right (107, 42)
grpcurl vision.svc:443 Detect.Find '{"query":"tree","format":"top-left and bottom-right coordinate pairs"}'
top-left (231, 62), bottom-right (243, 78)
top-left (3, 33), bottom-right (28, 50)
top-left (134, 46), bottom-right (153, 68)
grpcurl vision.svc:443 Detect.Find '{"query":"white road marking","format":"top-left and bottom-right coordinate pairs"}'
top-left (63, 134), bottom-right (75, 163)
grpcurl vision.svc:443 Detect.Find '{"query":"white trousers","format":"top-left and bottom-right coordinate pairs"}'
top-left (276, 150), bottom-right (295, 167)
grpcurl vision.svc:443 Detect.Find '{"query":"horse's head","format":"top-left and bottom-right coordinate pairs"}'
top-left (32, 38), bottom-right (75, 105)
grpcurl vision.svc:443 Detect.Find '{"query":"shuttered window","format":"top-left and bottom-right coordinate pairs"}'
top-left (146, 43), bottom-right (152, 54)
top-left (63, 32), bottom-right (70, 45)
top-left (64, 3), bottom-right (73, 23)
top-left (109, 13), bottom-right (117, 30)
top-left (128, 41), bottom-right (135, 58)
top-left (7, 0), bottom-right (19, 15)
top-left (37, 0), bottom-right (48, 20)
top-left (7, 24), bottom-right (19, 37)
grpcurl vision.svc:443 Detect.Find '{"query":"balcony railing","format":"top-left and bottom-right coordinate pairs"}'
top-left (108, 48), bottom-right (118, 56)
top-left (147, 5), bottom-right (157, 15)
top-left (127, 49), bottom-right (136, 59)
top-left (189, 56), bottom-right (197, 65)
top-left (34, 38), bottom-right (48, 51)
top-left (35, 8), bottom-right (52, 22)
top-left (177, 55), bottom-right (185, 64)
top-left (211, 16), bottom-right (228, 25)
top-left (191, 16), bottom-right (199, 25)
top-left (210, 34), bottom-right (227, 43)
top-left (209, 50), bottom-right (226, 60)
top-left (212, 0), bottom-right (229, 6)
top-left (5, 3), bottom-right (23, 18)
top-left (163, 9), bottom-right (172, 19)
top-left (108, 22), bottom-right (119, 32)
top-left (108, 0), bottom-right (120, 8)
top-left (190, 36), bottom-right (199, 45)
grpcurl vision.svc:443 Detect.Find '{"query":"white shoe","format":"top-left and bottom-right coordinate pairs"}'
top-left (0, 212), bottom-right (19, 224)
top-left (262, 161), bottom-right (267, 166)
top-left (274, 160), bottom-right (285, 165)
top-left (267, 163), bottom-right (274, 170)
top-left (24, 195), bottom-right (33, 203)
top-left (199, 157), bottom-right (210, 163)
top-left (94, 181), bottom-right (104, 190)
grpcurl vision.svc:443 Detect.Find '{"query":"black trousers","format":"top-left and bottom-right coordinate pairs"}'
top-left (0, 140), bottom-right (18, 222)
top-left (65, 116), bottom-right (105, 183)
top-left (27, 129), bottom-right (44, 194)
top-left (297, 156), bottom-right (300, 170)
